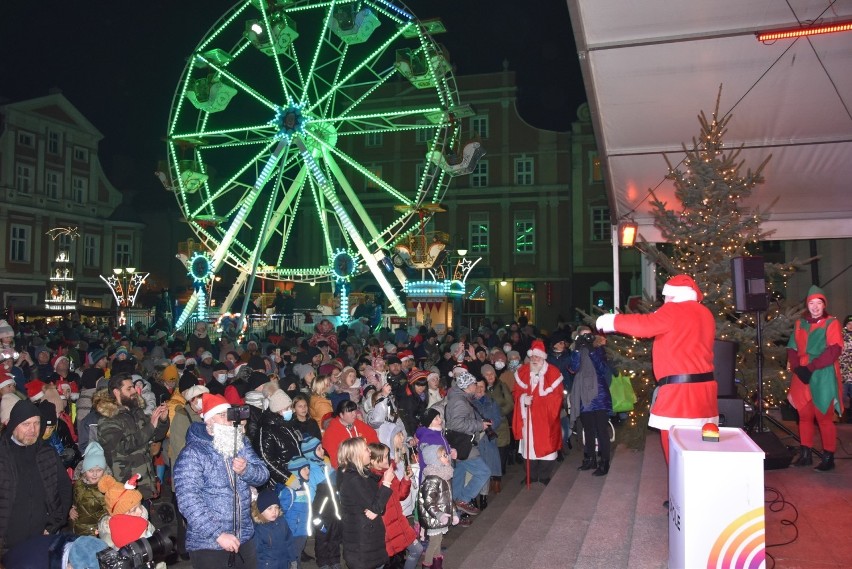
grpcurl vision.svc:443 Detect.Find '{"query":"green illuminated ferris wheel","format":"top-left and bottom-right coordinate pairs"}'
top-left (166, 0), bottom-right (469, 323)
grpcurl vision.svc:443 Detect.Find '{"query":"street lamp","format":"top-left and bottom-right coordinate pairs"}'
top-left (100, 267), bottom-right (149, 308)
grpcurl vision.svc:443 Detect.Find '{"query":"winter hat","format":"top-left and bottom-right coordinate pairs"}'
top-left (248, 371), bottom-right (271, 391)
top-left (480, 363), bottom-right (495, 376)
top-left (248, 355), bottom-right (266, 372)
top-left (201, 393), bottom-right (231, 420)
top-left (183, 384), bottom-right (209, 403)
top-left (170, 353), bottom-right (187, 365)
top-left (407, 368), bottom-right (429, 385)
top-left (293, 363), bottom-right (315, 381)
top-left (179, 371), bottom-right (198, 393)
top-left (34, 345), bottom-right (52, 360)
top-left (398, 350), bottom-right (414, 362)
top-left (162, 365), bottom-right (179, 383)
top-left (268, 389), bottom-right (293, 413)
top-left (527, 339), bottom-right (547, 359)
top-left (68, 536), bottom-right (109, 569)
top-left (26, 379), bottom-right (46, 402)
top-left (0, 368), bottom-right (15, 390)
top-left (39, 400), bottom-right (58, 428)
top-left (300, 436), bottom-right (322, 456)
top-left (200, 351), bottom-right (213, 362)
top-left (421, 444), bottom-right (442, 466)
top-left (114, 346), bottom-right (130, 359)
top-left (213, 362), bottom-right (229, 373)
top-left (89, 349), bottom-right (107, 366)
top-left (0, 319), bottom-right (13, 337)
top-left (318, 363), bottom-right (338, 377)
top-left (420, 407), bottom-right (441, 428)
top-left (82, 441), bottom-right (107, 472)
top-left (256, 489), bottom-right (280, 513)
top-left (185, 357), bottom-right (197, 367)
top-left (287, 455), bottom-right (311, 474)
top-left (662, 274), bottom-right (703, 303)
top-left (6, 398), bottom-right (40, 433)
top-left (806, 285), bottom-right (827, 306)
top-left (99, 474), bottom-right (143, 515)
top-left (452, 368), bottom-right (477, 390)
top-left (109, 514), bottom-right (149, 548)
top-left (1, 393), bottom-right (20, 425)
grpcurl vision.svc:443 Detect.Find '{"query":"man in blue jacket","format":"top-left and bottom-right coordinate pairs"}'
top-left (174, 393), bottom-right (269, 568)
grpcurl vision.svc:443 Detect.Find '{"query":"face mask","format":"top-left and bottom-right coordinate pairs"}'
top-left (503, 345), bottom-right (512, 353)
top-left (508, 360), bottom-right (520, 370)
top-left (281, 410), bottom-right (293, 421)
top-left (494, 361), bottom-right (505, 370)
top-left (214, 373), bottom-right (228, 384)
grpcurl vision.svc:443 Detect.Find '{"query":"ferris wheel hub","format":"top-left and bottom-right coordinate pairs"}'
top-left (272, 105), bottom-right (337, 154)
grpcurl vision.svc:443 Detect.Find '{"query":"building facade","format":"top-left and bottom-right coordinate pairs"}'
top-left (0, 93), bottom-right (145, 314)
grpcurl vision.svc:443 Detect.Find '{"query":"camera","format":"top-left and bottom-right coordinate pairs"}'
top-left (227, 404), bottom-right (251, 422)
top-left (574, 333), bottom-right (595, 347)
top-left (97, 531), bottom-right (175, 569)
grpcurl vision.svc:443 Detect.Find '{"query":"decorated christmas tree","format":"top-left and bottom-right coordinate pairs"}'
top-left (602, 89), bottom-right (804, 429)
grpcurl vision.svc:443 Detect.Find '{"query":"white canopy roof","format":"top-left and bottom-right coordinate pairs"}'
top-left (567, 0), bottom-right (852, 241)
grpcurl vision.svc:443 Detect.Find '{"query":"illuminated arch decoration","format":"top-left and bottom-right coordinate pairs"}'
top-left (166, 0), bottom-right (469, 327)
top-left (216, 312), bottom-right (249, 341)
top-left (186, 252), bottom-right (215, 321)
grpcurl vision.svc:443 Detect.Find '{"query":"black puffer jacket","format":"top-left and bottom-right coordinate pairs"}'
top-left (337, 467), bottom-right (392, 569)
top-left (253, 409), bottom-right (303, 485)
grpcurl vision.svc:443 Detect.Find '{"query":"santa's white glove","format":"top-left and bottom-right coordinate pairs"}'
top-left (595, 313), bottom-right (617, 333)
top-left (520, 393), bottom-right (533, 407)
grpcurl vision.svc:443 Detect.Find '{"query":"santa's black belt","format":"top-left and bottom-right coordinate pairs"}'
top-left (657, 372), bottom-right (714, 386)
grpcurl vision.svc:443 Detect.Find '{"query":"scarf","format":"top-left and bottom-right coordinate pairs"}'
top-left (423, 462), bottom-right (453, 481)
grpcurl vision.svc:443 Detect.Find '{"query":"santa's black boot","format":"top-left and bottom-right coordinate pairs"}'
top-left (814, 451), bottom-right (835, 472)
top-left (578, 454), bottom-right (596, 471)
top-left (793, 446), bottom-right (813, 466)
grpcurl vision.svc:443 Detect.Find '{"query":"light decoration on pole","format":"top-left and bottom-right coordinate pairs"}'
top-left (100, 267), bottom-right (148, 308)
top-left (187, 252), bottom-right (215, 321)
top-left (757, 20), bottom-right (852, 42)
top-left (618, 220), bottom-right (639, 247)
top-left (331, 249), bottom-right (357, 325)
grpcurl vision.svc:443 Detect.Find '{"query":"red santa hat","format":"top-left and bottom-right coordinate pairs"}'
top-left (55, 378), bottom-right (80, 400)
top-left (527, 339), bottom-right (547, 359)
top-left (51, 355), bottom-right (69, 371)
top-left (171, 352), bottom-right (187, 365)
top-left (201, 393), bottom-right (230, 421)
top-left (0, 368), bottom-right (15, 390)
top-left (26, 379), bottom-right (46, 402)
top-left (398, 350), bottom-right (414, 362)
top-left (662, 274), bottom-right (703, 303)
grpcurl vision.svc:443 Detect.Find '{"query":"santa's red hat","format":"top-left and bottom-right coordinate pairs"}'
top-left (51, 355), bottom-right (69, 371)
top-left (0, 368), bottom-right (15, 390)
top-left (662, 274), bottom-right (703, 303)
top-left (398, 350), bottom-right (414, 362)
top-left (26, 379), bottom-right (46, 402)
top-left (527, 339), bottom-right (547, 359)
top-left (201, 393), bottom-right (230, 420)
top-left (171, 352), bottom-right (187, 365)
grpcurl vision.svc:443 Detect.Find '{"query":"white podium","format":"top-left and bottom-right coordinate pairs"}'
top-left (668, 426), bottom-right (766, 569)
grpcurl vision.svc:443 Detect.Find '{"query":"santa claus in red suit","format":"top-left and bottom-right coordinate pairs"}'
top-left (596, 274), bottom-right (718, 463)
top-left (512, 339), bottom-right (565, 485)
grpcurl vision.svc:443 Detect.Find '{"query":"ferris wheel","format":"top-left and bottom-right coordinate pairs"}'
top-left (163, 0), bottom-right (469, 326)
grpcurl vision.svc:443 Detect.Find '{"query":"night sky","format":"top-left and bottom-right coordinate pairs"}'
top-left (1, 0), bottom-right (582, 202)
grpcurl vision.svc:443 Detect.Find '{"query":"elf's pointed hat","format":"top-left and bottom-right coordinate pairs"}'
top-left (662, 274), bottom-right (703, 302)
top-left (806, 285), bottom-right (826, 306)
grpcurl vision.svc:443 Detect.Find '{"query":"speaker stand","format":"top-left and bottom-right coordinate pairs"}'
top-left (743, 310), bottom-right (821, 459)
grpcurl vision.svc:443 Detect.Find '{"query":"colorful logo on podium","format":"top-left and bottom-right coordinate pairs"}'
top-left (706, 507), bottom-right (765, 569)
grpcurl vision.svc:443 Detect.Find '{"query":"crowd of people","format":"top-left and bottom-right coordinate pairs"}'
top-left (1, 275), bottom-right (845, 568)
top-left (0, 310), bottom-right (615, 569)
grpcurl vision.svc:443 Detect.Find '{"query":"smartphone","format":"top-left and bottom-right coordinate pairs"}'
top-left (275, 348), bottom-right (281, 356)
top-left (157, 392), bottom-right (169, 405)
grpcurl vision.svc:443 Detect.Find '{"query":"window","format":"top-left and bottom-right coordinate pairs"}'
top-left (514, 211), bottom-right (535, 253)
top-left (73, 176), bottom-right (88, 204)
top-left (515, 157), bottom-right (534, 185)
top-left (84, 235), bottom-right (100, 267)
top-left (365, 164), bottom-right (382, 189)
top-left (365, 132), bottom-right (383, 148)
top-left (469, 212), bottom-right (489, 253)
top-left (47, 130), bottom-right (62, 155)
top-left (590, 206), bottom-right (610, 242)
top-left (15, 163), bottom-right (33, 194)
top-left (10, 225), bottom-right (31, 263)
top-left (471, 115), bottom-right (489, 139)
top-left (470, 159), bottom-right (488, 188)
top-left (114, 239), bottom-right (132, 267)
top-left (589, 151), bottom-right (603, 183)
top-left (17, 131), bottom-right (34, 147)
top-left (73, 147), bottom-right (89, 162)
top-left (45, 170), bottom-right (62, 200)
top-left (415, 120), bottom-right (430, 144)
top-left (58, 233), bottom-right (74, 261)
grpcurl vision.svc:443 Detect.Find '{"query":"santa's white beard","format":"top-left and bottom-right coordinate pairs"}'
top-left (211, 422), bottom-right (245, 458)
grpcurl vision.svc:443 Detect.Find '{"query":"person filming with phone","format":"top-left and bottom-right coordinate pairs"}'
top-left (175, 394), bottom-right (269, 568)
top-left (97, 372), bottom-right (170, 501)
